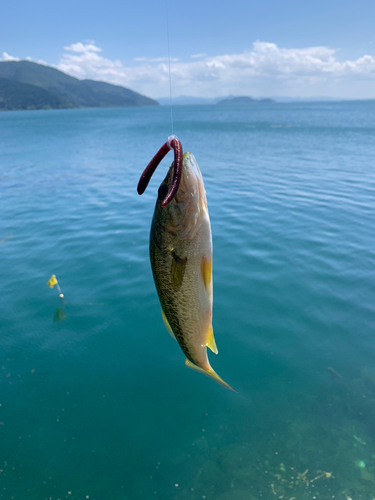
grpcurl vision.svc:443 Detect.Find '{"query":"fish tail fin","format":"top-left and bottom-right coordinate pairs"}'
top-left (185, 358), bottom-right (237, 392)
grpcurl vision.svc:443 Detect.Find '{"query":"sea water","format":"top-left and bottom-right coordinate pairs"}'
top-left (0, 102), bottom-right (375, 499)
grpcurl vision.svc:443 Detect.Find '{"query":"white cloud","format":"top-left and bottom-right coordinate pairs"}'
top-left (24, 56), bottom-right (47, 65)
top-left (52, 40), bottom-right (375, 98)
top-left (63, 42), bottom-right (101, 53)
top-left (57, 42), bottom-right (124, 79)
top-left (2, 52), bottom-right (20, 61)
top-left (4, 40), bottom-right (373, 98)
top-left (133, 57), bottom-right (179, 62)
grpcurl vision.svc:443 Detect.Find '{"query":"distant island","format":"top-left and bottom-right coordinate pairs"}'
top-left (157, 95), bottom-right (276, 105)
top-left (216, 96), bottom-right (275, 106)
top-left (0, 61), bottom-right (158, 111)
top-left (157, 95), bottom-right (366, 105)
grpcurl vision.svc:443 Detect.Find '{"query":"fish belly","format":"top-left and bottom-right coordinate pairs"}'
top-left (150, 222), bottom-right (212, 368)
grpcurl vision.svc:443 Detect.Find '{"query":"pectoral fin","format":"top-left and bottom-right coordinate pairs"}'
top-left (185, 358), bottom-right (236, 392)
top-left (201, 256), bottom-right (212, 290)
top-left (206, 326), bottom-right (218, 354)
top-left (161, 308), bottom-right (176, 340)
top-left (171, 251), bottom-right (187, 291)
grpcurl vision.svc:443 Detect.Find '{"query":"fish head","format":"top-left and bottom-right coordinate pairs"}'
top-left (155, 152), bottom-right (208, 237)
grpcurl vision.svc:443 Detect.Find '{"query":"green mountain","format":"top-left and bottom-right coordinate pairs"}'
top-left (0, 77), bottom-right (75, 110)
top-left (0, 60), bottom-right (158, 110)
top-left (80, 79), bottom-right (157, 107)
top-left (216, 96), bottom-right (275, 105)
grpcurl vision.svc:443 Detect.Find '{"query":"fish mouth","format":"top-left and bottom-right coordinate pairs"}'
top-left (157, 153), bottom-right (206, 239)
top-left (182, 153), bottom-right (207, 212)
top-left (137, 138), bottom-right (205, 209)
top-left (173, 152), bottom-right (204, 204)
top-left (137, 135), bottom-right (183, 207)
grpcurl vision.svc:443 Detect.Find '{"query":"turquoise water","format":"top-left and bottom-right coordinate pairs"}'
top-left (0, 102), bottom-right (375, 499)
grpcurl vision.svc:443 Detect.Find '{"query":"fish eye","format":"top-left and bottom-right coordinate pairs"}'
top-left (158, 184), bottom-right (168, 199)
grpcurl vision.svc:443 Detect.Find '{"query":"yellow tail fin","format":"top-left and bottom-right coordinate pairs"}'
top-left (185, 358), bottom-right (236, 392)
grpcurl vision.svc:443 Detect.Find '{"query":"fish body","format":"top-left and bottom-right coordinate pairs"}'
top-left (150, 152), bottom-right (234, 391)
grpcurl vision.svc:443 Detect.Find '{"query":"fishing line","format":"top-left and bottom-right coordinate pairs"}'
top-left (165, 0), bottom-right (174, 134)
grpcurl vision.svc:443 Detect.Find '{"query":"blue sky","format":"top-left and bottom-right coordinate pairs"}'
top-left (2, 0), bottom-right (375, 98)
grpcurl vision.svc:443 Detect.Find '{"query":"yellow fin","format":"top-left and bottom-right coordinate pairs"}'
top-left (201, 256), bottom-right (212, 289)
top-left (161, 309), bottom-right (176, 340)
top-left (185, 358), bottom-right (236, 392)
top-left (170, 251), bottom-right (187, 291)
top-left (47, 275), bottom-right (58, 288)
top-left (206, 327), bottom-right (218, 354)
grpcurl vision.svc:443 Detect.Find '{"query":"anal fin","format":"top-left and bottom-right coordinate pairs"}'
top-left (206, 326), bottom-right (218, 354)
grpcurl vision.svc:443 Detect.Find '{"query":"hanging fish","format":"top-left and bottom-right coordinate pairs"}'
top-left (137, 135), bottom-right (235, 391)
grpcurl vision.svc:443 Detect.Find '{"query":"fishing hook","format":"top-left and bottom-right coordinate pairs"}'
top-left (137, 135), bottom-right (183, 207)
